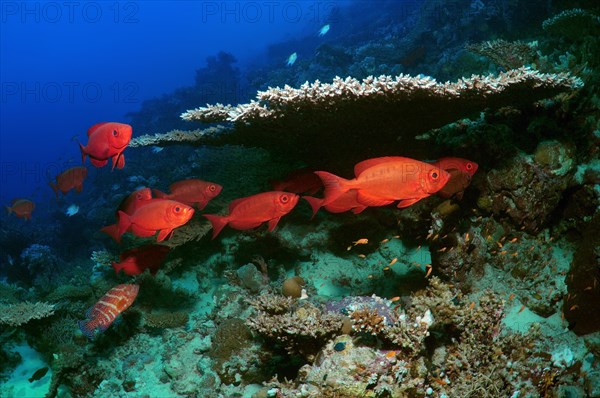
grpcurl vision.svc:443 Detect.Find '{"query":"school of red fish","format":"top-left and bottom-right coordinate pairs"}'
top-left (4, 122), bottom-right (478, 338)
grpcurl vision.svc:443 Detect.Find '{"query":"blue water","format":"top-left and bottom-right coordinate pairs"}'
top-left (1, 0), bottom-right (332, 203)
top-left (1, 1), bottom-right (598, 397)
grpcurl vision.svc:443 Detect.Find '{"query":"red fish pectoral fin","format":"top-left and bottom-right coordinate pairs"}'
top-left (156, 228), bottom-right (174, 242)
top-left (130, 224), bottom-right (158, 238)
top-left (90, 158), bottom-right (108, 168)
top-left (112, 154), bottom-right (125, 170)
top-left (267, 217), bottom-right (281, 232)
top-left (203, 214), bottom-right (228, 239)
top-left (356, 191), bottom-right (394, 207)
top-left (351, 205), bottom-right (368, 214)
top-left (396, 198), bottom-right (422, 208)
top-left (302, 196), bottom-right (323, 219)
top-left (79, 143), bottom-right (87, 164)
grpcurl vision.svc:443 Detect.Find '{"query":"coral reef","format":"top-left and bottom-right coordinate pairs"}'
top-left (131, 69), bottom-right (582, 168)
top-left (0, 301), bottom-right (55, 327)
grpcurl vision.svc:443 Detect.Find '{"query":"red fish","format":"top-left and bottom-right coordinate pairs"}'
top-left (49, 166), bottom-right (88, 198)
top-left (203, 191), bottom-right (299, 239)
top-left (271, 168), bottom-right (323, 194)
top-left (117, 199), bottom-right (194, 242)
top-left (315, 156), bottom-right (450, 209)
top-left (5, 199), bottom-right (35, 220)
top-left (303, 190), bottom-right (366, 217)
top-left (78, 284), bottom-right (139, 339)
top-left (101, 188), bottom-right (153, 242)
top-left (153, 179), bottom-right (222, 210)
top-left (79, 122), bottom-right (132, 170)
top-left (112, 244), bottom-right (170, 276)
top-left (429, 157), bottom-right (478, 199)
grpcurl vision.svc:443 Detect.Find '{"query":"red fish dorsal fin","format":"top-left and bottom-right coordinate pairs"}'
top-left (87, 122), bottom-right (110, 136)
top-left (354, 156), bottom-right (411, 177)
top-left (228, 197), bottom-right (248, 212)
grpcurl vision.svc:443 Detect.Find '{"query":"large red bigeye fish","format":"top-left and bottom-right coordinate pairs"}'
top-left (79, 122), bottom-right (132, 170)
top-left (78, 284), bottom-right (139, 339)
top-left (112, 245), bottom-right (170, 276)
top-left (100, 188), bottom-right (153, 242)
top-left (315, 156), bottom-right (450, 209)
top-left (5, 199), bottom-right (35, 220)
top-left (49, 166), bottom-right (88, 199)
top-left (153, 179), bottom-right (222, 210)
top-left (429, 157), bottom-right (478, 200)
top-left (203, 191), bottom-right (299, 239)
top-left (303, 190), bottom-right (366, 218)
top-left (117, 199), bottom-right (194, 242)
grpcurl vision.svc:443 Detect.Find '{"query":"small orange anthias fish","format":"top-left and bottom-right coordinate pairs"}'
top-left (271, 167), bottom-right (323, 195)
top-left (429, 157), bottom-right (478, 200)
top-left (79, 122), bottom-right (132, 170)
top-left (316, 156), bottom-right (450, 208)
top-left (5, 199), bottom-right (35, 220)
top-left (78, 284), bottom-right (139, 339)
top-left (117, 199), bottom-right (194, 242)
top-left (112, 244), bottom-right (170, 276)
top-left (153, 179), bottom-right (222, 210)
top-left (49, 166), bottom-right (88, 198)
top-left (203, 191), bottom-right (300, 239)
top-left (303, 190), bottom-right (367, 217)
top-left (101, 188), bottom-right (154, 242)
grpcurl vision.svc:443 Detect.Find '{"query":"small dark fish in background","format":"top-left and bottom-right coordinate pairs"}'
top-left (28, 366), bottom-right (49, 383)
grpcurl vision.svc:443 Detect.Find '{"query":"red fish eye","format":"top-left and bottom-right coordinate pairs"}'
top-left (466, 163), bottom-right (473, 170)
top-left (175, 206), bottom-right (181, 212)
top-left (209, 185), bottom-right (216, 191)
top-left (280, 195), bottom-right (289, 203)
top-left (113, 130), bottom-right (119, 136)
top-left (430, 170), bottom-right (439, 180)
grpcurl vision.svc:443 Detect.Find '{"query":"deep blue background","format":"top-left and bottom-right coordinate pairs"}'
top-left (1, 0), bottom-right (342, 206)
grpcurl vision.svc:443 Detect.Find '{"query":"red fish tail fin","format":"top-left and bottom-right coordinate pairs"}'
top-left (302, 196), bottom-right (323, 218)
top-left (112, 262), bottom-right (123, 275)
top-left (314, 171), bottom-right (348, 205)
top-left (203, 214), bottom-right (228, 239)
top-left (152, 189), bottom-right (168, 199)
top-left (78, 320), bottom-right (96, 340)
top-left (100, 224), bottom-right (121, 243)
top-left (79, 142), bottom-right (87, 164)
top-left (117, 211), bottom-right (132, 239)
top-left (5, 206), bottom-right (12, 215)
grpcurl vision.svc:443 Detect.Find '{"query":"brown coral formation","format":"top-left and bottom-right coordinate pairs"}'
top-left (246, 294), bottom-right (345, 360)
top-left (478, 153), bottom-right (573, 233)
top-left (133, 69), bottom-right (581, 167)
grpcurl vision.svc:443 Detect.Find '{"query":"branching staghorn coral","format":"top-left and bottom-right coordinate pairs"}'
top-left (0, 301), bottom-right (55, 327)
top-left (134, 68), bottom-right (582, 165)
top-left (129, 126), bottom-right (228, 148)
top-left (542, 8), bottom-right (600, 40)
top-left (466, 40), bottom-right (539, 70)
